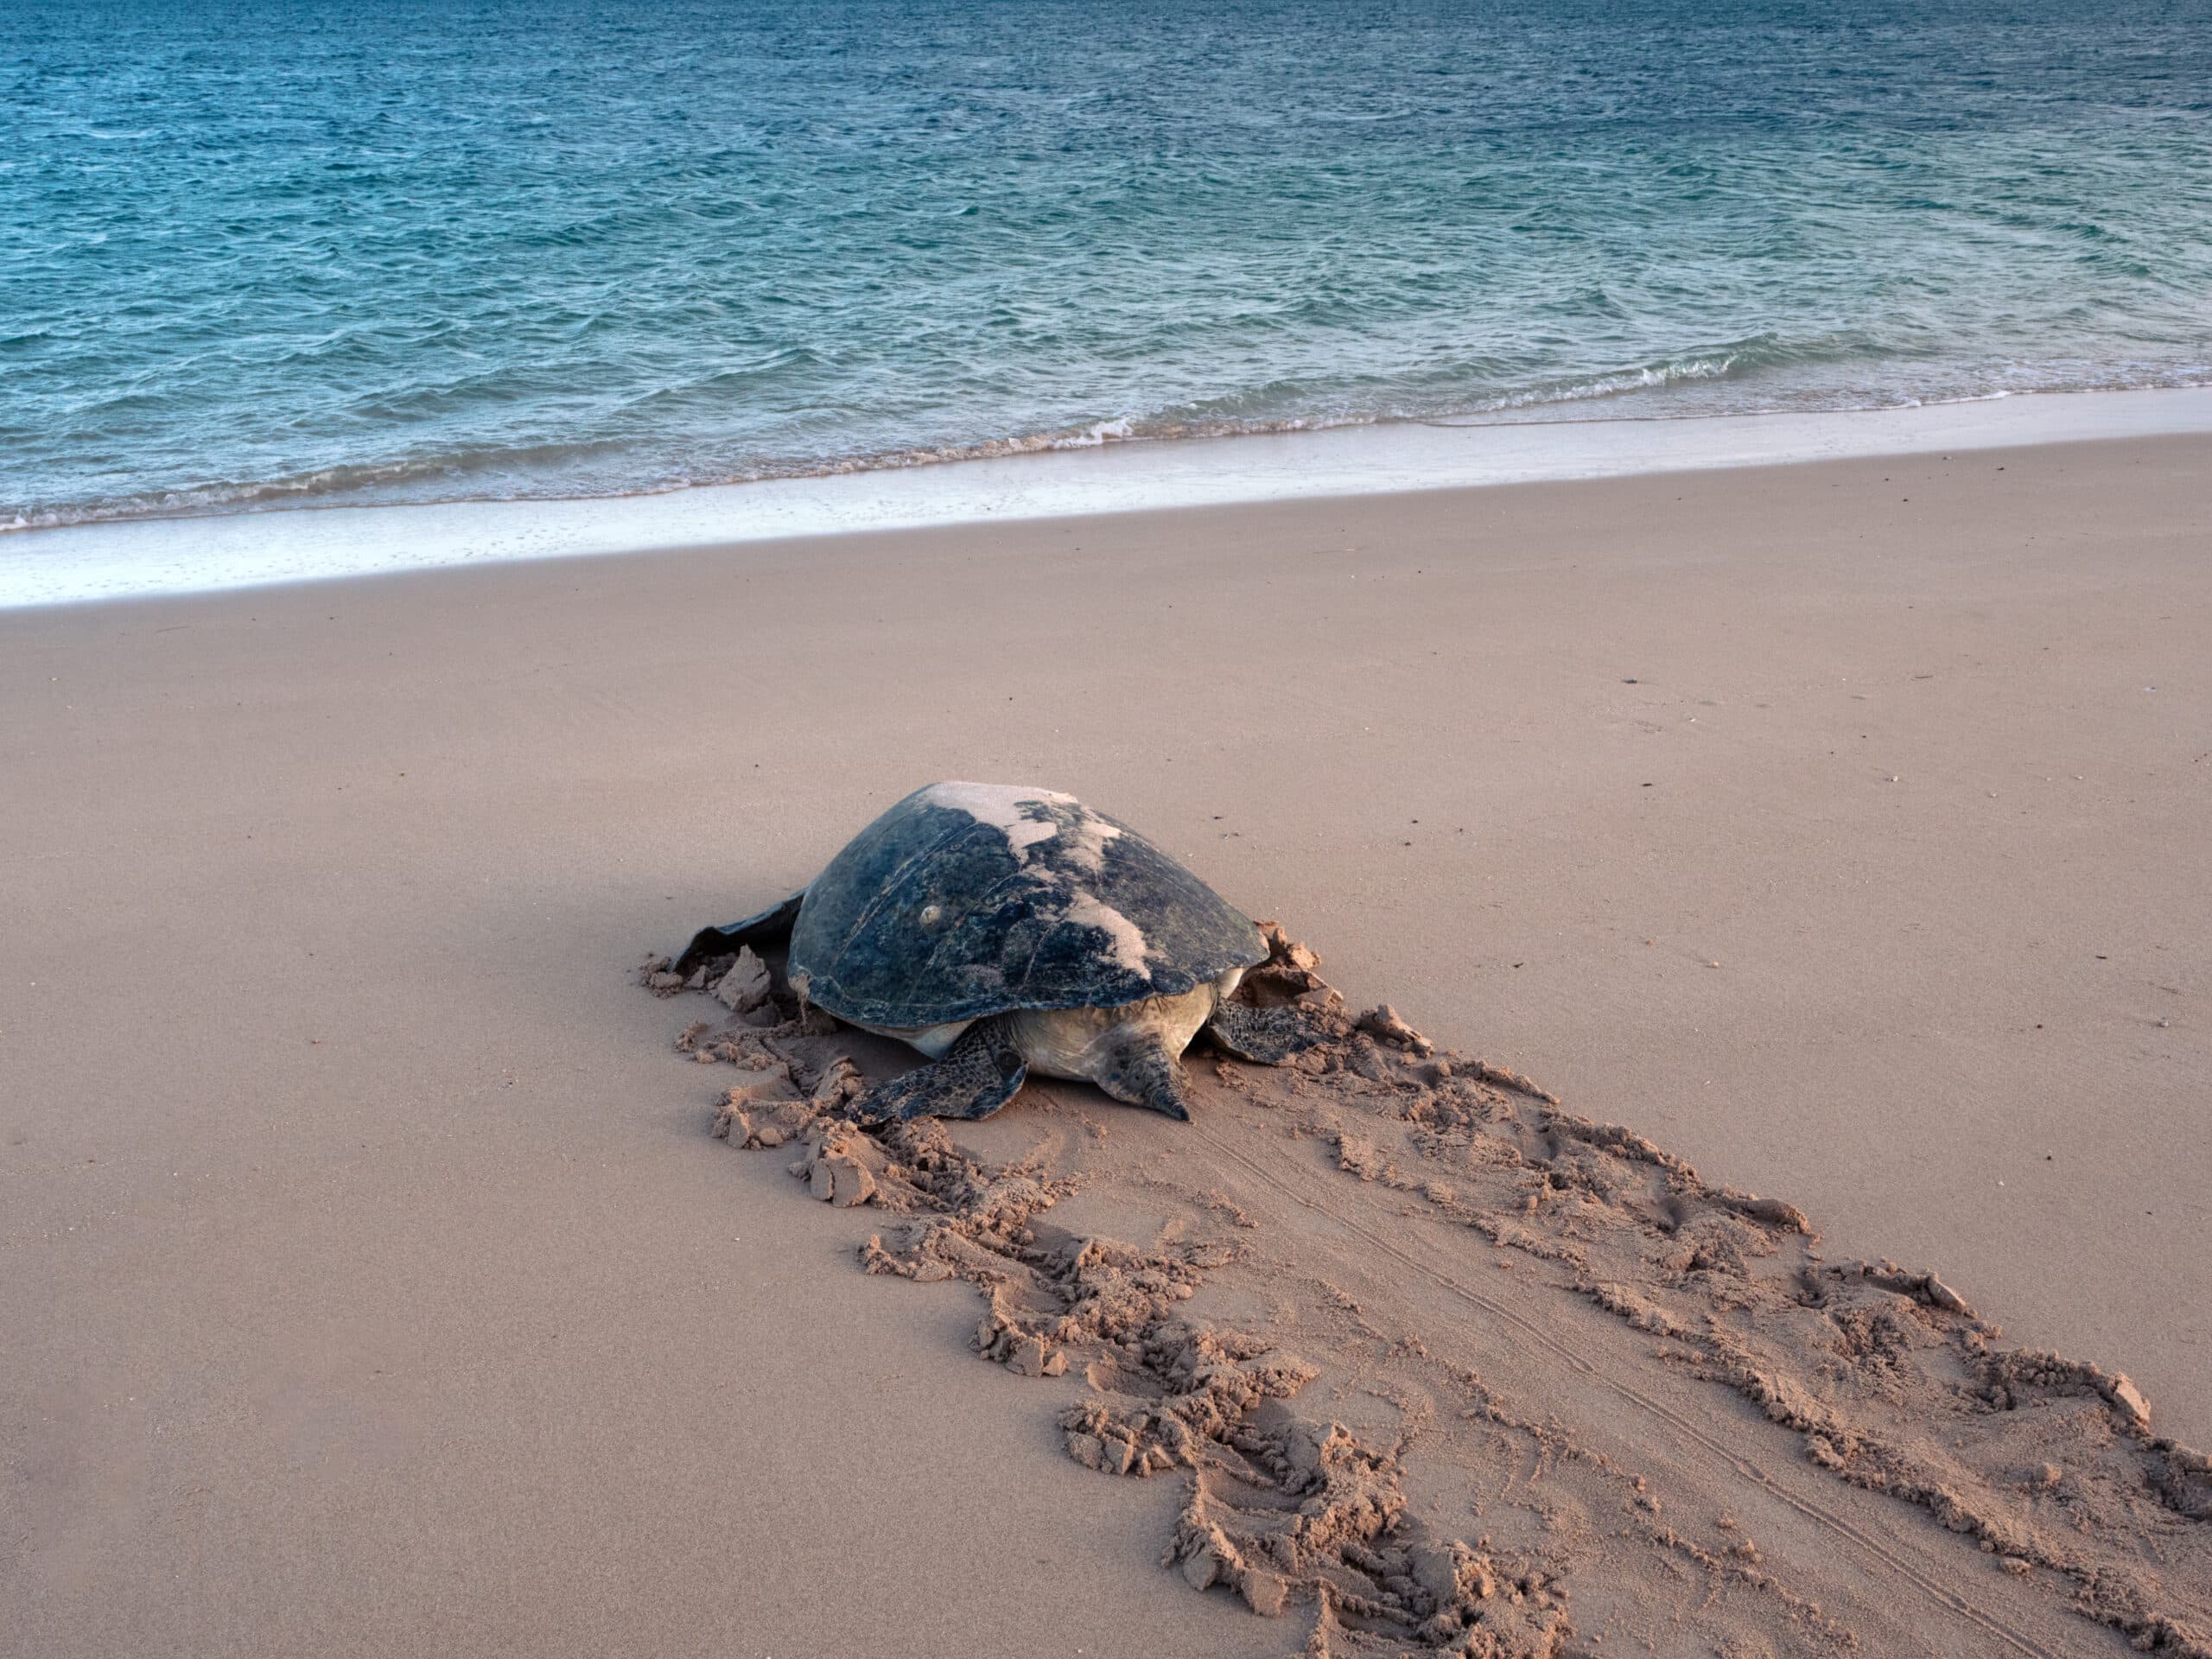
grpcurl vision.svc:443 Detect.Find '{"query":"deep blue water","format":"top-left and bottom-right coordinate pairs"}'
top-left (4, 0), bottom-right (2209, 529)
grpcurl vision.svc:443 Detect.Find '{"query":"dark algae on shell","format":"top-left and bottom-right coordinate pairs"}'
top-left (721, 784), bottom-right (1267, 1029)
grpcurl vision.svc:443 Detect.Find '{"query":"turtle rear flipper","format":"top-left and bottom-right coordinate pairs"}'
top-left (1094, 1031), bottom-right (1194, 1122)
top-left (850, 1017), bottom-right (1028, 1123)
top-left (674, 888), bottom-right (808, 976)
top-left (1205, 1000), bottom-right (1325, 1065)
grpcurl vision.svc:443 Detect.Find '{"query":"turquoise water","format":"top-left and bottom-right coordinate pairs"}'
top-left (5, 0), bottom-right (2210, 531)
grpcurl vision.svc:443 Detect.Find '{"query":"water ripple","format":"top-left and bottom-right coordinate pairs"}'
top-left (3, 0), bottom-right (2209, 531)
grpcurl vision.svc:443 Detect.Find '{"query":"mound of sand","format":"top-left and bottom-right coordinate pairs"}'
top-left (645, 931), bottom-right (2210, 1658)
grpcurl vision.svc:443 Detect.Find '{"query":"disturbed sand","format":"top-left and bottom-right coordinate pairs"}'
top-left (3, 435), bottom-right (2209, 1656)
top-left (649, 926), bottom-right (2210, 1657)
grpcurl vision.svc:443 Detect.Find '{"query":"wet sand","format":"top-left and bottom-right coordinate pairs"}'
top-left (3, 435), bottom-right (2207, 1656)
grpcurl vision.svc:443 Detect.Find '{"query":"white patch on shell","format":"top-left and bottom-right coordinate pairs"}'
top-left (918, 780), bottom-right (1122, 873)
top-left (1063, 890), bottom-right (1151, 976)
top-left (1054, 813), bottom-right (1122, 875)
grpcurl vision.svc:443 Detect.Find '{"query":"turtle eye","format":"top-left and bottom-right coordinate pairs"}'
top-left (995, 1049), bottom-right (1024, 1076)
top-left (918, 903), bottom-right (944, 926)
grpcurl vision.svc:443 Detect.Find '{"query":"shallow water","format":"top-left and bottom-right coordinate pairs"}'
top-left (5, 0), bottom-right (2209, 531)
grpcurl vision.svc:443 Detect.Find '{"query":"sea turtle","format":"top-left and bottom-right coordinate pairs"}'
top-left (671, 782), bottom-right (1321, 1123)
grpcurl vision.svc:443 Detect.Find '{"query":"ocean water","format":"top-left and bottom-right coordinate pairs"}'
top-left (4, 0), bottom-right (2210, 532)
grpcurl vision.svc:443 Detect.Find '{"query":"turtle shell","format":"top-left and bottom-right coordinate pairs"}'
top-left (786, 782), bottom-right (1266, 1029)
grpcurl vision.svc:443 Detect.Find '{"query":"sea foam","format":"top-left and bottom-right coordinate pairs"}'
top-left (3, 0), bottom-right (2208, 543)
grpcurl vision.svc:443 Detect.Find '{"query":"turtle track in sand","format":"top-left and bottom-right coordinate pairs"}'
top-left (644, 931), bottom-right (2210, 1658)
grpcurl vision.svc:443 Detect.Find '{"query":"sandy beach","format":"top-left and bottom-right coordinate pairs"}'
top-left (4, 434), bottom-right (2208, 1656)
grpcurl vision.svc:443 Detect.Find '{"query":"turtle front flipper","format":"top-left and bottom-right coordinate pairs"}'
top-left (674, 888), bottom-right (808, 976)
top-left (1093, 1030), bottom-right (1195, 1122)
top-left (1205, 1000), bottom-right (1325, 1065)
top-left (849, 1016), bottom-right (1028, 1124)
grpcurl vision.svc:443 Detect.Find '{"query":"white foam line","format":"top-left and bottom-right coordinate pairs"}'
top-left (6, 386), bottom-right (2211, 610)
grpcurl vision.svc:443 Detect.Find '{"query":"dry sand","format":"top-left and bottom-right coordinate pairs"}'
top-left (3, 435), bottom-right (2208, 1656)
top-left (658, 925), bottom-right (2210, 1655)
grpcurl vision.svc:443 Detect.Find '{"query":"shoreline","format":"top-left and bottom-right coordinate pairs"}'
top-left (5, 382), bottom-right (2211, 609)
top-left (5, 433), bottom-right (2207, 1655)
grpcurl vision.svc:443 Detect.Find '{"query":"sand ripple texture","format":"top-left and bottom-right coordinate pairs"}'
top-left (644, 931), bottom-right (2210, 1658)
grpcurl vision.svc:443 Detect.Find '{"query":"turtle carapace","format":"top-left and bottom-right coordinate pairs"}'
top-left (673, 783), bottom-right (1321, 1122)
